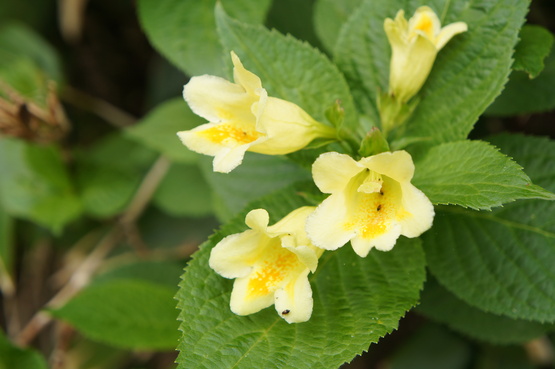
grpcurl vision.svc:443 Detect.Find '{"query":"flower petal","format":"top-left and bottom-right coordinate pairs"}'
top-left (312, 152), bottom-right (363, 194)
top-left (274, 270), bottom-right (313, 323)
top-left (245, 208), bottom-right (270, 231)
top-left (436, 22), bottom-right (468, 50)
top-left (361, 150), bottom-right (415, 183)
top-left (209, 230), bottom-right (262, 279)
top-left (230, 275), bottom-right (274, 316)
top-left (351, 222), bottom-right (402, 256)
top-left (398, 182), bottom-right (435, 238)
top-left (183, 75), bottom-right (255, 123)
top-left (306, 192), bottom-right (355, 250)
top-left (231, 51), bottom-right (263, 96)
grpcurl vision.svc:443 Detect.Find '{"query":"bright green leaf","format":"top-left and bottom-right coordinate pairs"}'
top-left (313, 0), bottom-right (363, 53)
top-left (513, 25), bottom-right (554, 78)
top-left (0, 138), bottom-right (81, 232)
top-left (176, 183), bottom-right (426, 369)
top-left (335, 0), bottom-right (528, 144)
top-left (50, 280), bottom-right (180, 350)
top-left (153, 162), bottom-right (213, 217)
top-left (75, 134), bottom-right (156, 218)
top-left (137, 0), bottom-right (272, 76)
top-left (390, 323), bottom-right (471, 369)
top-left (412, 140), bottom-right (555, 210)
top-left (0, 331), bottom-right (48, 369)
top-left (126, 98), bottom-right (204, 163)
top-left (486, 48), bottom-right (555, 116)
top-left (417, 277), bottom-right (552, 344)
top-left (423, 134), bottom-right (555, 323)
top-left (215, 4), bottom-right (361, 145)
top-left (199, 154), bottom-right (310, 221)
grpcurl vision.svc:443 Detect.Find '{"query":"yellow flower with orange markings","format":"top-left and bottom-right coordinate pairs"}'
top-left (306, 151), bottom-right (434, 257)
top-left (178, 52), bottom-right (336, 173)
top-left (209, 206), bottom-right (323, 323)
top-left (385, 6), bottom-right (467, 103)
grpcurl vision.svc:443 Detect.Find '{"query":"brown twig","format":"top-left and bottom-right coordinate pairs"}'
top-left (14, 155), bottom-right (170, 346)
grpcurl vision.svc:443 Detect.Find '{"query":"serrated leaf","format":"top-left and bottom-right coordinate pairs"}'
top-left (412, 140), bottom-right (555, 210)
top-left (137, 0), bottom-right (271, 76)
top-left (75, 134), bottom-right (156, 218)
top-left (176, 183), bottom-right (426, 369)
top-left (390, 323), bottom-right (471, 369)
top-left (313, 0), bottom-right (363, 53)
top-left (0, 138), bottom-right (81, 232)
top-left (423, 134), bottom-right (555, 323)
top-left (513, 25), bottom-right (554, 78)
top-left (486, 48), bottom-right (555, 116)
top-left (126, 98), bottom-right (204, 163)
top-left (215, 4), bottom-right (361, 144)
top-left (199, 154), bottom-right (310, 221)
top-left (50, 280), bottom-right (179, 350)
top-left (335, 0), bottom-right (528, 144)
top-left (153, 162), bottom-right (213, 217)
top-left (0, 331), bottom-right (48, 369)
top-left (417, 277), bottom-right (552, 344)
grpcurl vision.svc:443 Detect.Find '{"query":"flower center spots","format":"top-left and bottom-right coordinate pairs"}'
top-left (199, 124), bottom-right (261, 145)
top-left (247, 251), bottom-right (298, 298)
top-left (344, 173), bottom-right (402, 239)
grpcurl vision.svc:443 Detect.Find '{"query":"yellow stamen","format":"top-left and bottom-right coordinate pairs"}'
top-left (247, 252), bottom-right (298, 298)
top-left (199, 124), bottom-right (261, 145)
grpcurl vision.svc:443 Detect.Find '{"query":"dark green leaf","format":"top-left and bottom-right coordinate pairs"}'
top-left (412, 140), bottom-right (555, 210)
top-left (137, 0), bottom-right (272, 76)
top-left (0, 138), bottom-right (81, 232)
top-left (92, 260), bottom-right (184, 289)
top-left (313, 0), bottom-right (363, 53)
top-left (0, 331), bottom-right (48, 369)
top-left (486, 48), bottom-right (555, 116)
top-left (418, 277), bottom-right (552, 344)
top-left (176, 183), bottom-right (426, 368)
top-left (50, 280), bottom-right (180, 350)
top-left (423, 134), bottom-right (555, 323)
top-left (153, 162), bottom-right (213, 217)
top-left (513, 25), bottom-right (554, 78)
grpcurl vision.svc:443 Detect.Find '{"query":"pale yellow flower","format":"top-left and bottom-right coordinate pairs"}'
top-left (306, 151), bottom-right (434, 257)
top-left (178, 52), bottom-right (336, 173)
top-left (209, 206), bottom-right (323, 323)
top-left (385, 6), bottom-right (467, 103)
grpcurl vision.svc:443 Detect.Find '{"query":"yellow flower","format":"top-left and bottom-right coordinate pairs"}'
top-left (306, 151), bottom-right (434, 257)
top-left (385, 6), bottom-right (468, 103)
top-left (209, 206), bottom-right (323, 323)
top-left (178, 52), bottom-right (336, 173)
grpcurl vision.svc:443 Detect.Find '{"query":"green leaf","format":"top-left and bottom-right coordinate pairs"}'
top-left (0, 22), bottom-right (62, 81)
top-left (50, 280), bottom-right (179, 350)
top-left (486, 48), bottom-right (555, 116)
top-left (0, 200), bottom-right (13, 275)
top-left (335, 0), bottom-right (528, 144)
top-left (412, 140), bottom-right (555, 210)
top-left (390, 323), bottom-right (471, 369)
top-left (215, 4), bottom-right (361, 144)
top-left (153, 162), bottom-right (213, 217)
top-left (75, 134), bottom-right (157, 218)
top-left (513, 25), bottom-right (554, 78)
top-left (199, 154), bottom-right (310, 221)
top-left (0, 331), bottom-right (48, 369)
top-left (423, 134), bottom-right (555, 323)
top-left (0, 138), bottom-right (81, 232)
top-left (313, 0), bottom-right (363, 53)
top-left (176, 183), bottom-right (426, 369)
top-left (137, 0), bottom-right (272, 76)
top-left (417, 277), bottom-right (552, 344)
top-left (92, 260), bottom-right (184, 289)
top-left (126, 98), bottom-right (204, 163)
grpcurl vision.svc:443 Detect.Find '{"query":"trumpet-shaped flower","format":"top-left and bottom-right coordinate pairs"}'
top-left (178, 52), bottom-right (336, 173)
top-left (306, 151), bottom-right (434, 257)
top-left (385, 6), bottom-right (468, 103)
top-left (209, 206), bottom-right (323, 323)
